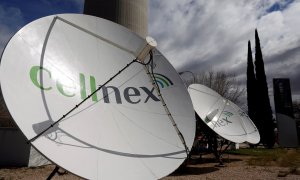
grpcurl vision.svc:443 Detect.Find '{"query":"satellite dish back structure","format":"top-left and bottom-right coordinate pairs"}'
top-left (0, 14), bottom-right (195, 179)
top-left (188, 84), bottom-right (259, 144)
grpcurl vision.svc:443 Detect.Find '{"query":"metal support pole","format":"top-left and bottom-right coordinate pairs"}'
top-left (179, 71), bottom-right (196, 84)
top-left (47, 166), bottom-right (59, 180)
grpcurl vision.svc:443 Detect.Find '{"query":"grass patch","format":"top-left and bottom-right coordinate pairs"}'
top-left (227, 148), bottom-right (300, 167)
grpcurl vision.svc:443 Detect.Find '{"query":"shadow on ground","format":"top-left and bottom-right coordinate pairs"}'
top-left (169, 155), bottom-right (245, 176)
top-left (170, 166), bottom-right (219, 176)
top-left (188, 156), bottom-right (243, 165)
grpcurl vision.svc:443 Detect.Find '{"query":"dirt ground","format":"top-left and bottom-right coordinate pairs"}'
top-left (163, 154), bottom-right (300, 180)
top-left (0, 154), bottom-right (299, 180)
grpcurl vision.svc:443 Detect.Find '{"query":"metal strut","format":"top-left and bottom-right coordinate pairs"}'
top-left (47, 166), bottom-right (59, 180)
top-left (28, 59), bottom-right (139, 143)
top-left (28, 54), bottom-right (154, 143)
top-left (143, 65), bottom-right (190, 157)
top-left (46, 165), bottom-right (67, 180)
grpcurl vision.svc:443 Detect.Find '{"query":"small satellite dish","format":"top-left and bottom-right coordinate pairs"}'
top-left (0, 14), bottom-right (195, 179)
top-left (188, 84), bottom-right (260, 144)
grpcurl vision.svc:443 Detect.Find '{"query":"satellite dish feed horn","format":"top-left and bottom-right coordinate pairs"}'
top-left (136, 36), bottom-right (157, 62)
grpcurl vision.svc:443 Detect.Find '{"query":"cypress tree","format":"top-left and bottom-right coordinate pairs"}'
top-left (254, 29), bottom-right (275, 148)
top-left (246, 41), bottom-right (259, 136)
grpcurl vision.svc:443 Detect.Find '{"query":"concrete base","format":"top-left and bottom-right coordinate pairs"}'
top-left (28, 147), bottom-right (51, 167)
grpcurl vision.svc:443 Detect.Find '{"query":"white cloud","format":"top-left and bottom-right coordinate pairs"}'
top-left (1, 0), bottom-right (299, 101)
top-left (149, 0), bottom-right (300, 97)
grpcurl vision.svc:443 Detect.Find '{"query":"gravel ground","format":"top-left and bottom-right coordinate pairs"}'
top-left (0, 154), bottom-right (299, 180)
top-left (163, 154), bottom-right (300, 180)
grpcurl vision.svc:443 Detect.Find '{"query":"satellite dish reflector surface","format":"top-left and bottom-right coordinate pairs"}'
top-left (0, 14), bottom-right (195, 179)
top-left (188, 84), bottom-right (260, 144)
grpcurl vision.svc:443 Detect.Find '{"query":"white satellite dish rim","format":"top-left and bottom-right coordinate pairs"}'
top-left (35, 14), bottom-right (189, 158)
top-left (27, 14), bottom-right (155, 142)
top-left (0, 14), bottom-right (195, 179)
top-left (227, 99), bottom-right (260, 144)
top-left (188, 83), bottom-right (260, 144)
top-left (28, 15), bottom-right (188, 152)
top-left (190, 87), bottom-right (247, 143)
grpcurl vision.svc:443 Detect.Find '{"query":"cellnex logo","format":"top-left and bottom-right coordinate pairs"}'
top-left (212, 110), bottom-right (233, 129)
top-left (29, 66), bottom-right (173, 104)
top-left (153, 73), bottom-right (173, 88)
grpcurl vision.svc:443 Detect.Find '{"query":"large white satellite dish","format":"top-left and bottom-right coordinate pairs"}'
top-left (0, 14), bottom-right (195, 179)
top-left (188, 84), bottom-right (260, 144)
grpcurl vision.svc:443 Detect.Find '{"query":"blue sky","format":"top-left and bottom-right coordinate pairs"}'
top-left (0, 0), bottom-right (83, 32)
top-left (1, 0), bottom-right (300, 107)
top-left (0, 0), bottom-right (83, 23)
top-left (267, 0), bottom-right (294, 12)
